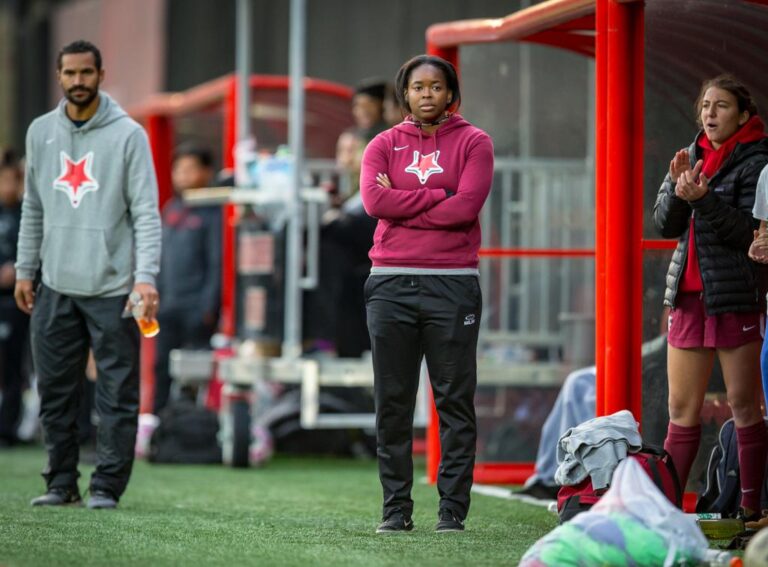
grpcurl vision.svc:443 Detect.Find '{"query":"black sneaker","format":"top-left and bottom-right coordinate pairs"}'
top-left (30, 487), bottom-right (83, 507)
top-left (87, 489), bottom-right (118, 509)
top-left (735, 506), bottom-right (760, 522)
top-left (435, 509), bottom-right (464, 533)
top-left (514, 481), bottom-right (560, 501)
top-left (376, 512), bottom-right (414, 534)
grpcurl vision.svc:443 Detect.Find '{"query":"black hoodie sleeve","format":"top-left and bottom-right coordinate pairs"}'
top-left (200, 207), bottom-right (222, 319)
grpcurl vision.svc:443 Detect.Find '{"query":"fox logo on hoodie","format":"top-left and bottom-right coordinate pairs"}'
top-left (53, 151), bottom-right (100, 208)
top-left (405, 150), bottom-right (443, 184)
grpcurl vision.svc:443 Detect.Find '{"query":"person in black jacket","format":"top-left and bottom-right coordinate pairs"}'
top-left (653, 75), bottom-right (768, 518)
top-left (0, 150), bottom-right (28, 446)
top-left (153, 144), bottom-right (221, 415)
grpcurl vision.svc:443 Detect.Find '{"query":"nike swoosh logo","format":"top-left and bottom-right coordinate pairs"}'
top-left (743, 325), bottom-right (757, 332)
top-left (45, 138), bottom-right (55, 145)
top-left (394, 145), bottom-right (409, 151)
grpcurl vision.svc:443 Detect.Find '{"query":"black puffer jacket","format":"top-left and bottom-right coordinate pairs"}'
top-left (653, 135), bottom-right (768, 314)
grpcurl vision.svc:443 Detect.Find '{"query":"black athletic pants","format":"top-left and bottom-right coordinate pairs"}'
top-left (0, 296), bottom-right (29, 443)
top-left (153, 306), bottom-right (215, 415)
top-left (32, 285), bottom-right (140, 498)
top-left (365, 274), bottom-right (481, 521)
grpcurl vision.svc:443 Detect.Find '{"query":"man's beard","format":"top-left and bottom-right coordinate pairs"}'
top-left (65, 86), bottom-right (98, 108)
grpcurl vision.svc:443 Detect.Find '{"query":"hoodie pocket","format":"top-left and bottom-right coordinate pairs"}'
top-left (42, 225), bottom-right (119, 294)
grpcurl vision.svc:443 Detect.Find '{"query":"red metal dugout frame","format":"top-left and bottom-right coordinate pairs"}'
top-left (431, 1), bottom-right (767, 508)
top-left (130, 74), bottom-right (352, 414)
top-left (424, 0), bottom-right (653, 485)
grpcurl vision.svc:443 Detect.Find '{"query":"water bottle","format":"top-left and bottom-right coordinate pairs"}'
top-left (259, 145), bottom-right (293, 201)
top-left (129, 291), bottom-right (160, 338)
top-left (234, 137), bottom-right (259, 188)
top-left (701, 549), bottom-right (742, 566)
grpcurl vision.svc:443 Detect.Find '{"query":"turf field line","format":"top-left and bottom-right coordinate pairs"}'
top-left (471, 485), bottom-right (555, 509)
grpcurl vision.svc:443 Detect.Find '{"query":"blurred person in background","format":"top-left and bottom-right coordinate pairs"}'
top-left (353, 79), bottom-right (389, 143)
top-left (304, 80), bottom-right (394, 357)
top-left (15, 40), bottom-right (161, 509)
top-left (653, 75), bottom-right (768, 519)
top-left (513, 365), bottom-right (597, 502)
top-left (153, 144), bottom-right (221, 414)
top-left (331, 128), bottom-right (366, 203)
top-left (361, 55), bottom-right (494, 533)
top-left (514, 307), bottom-right (673, 502)
top-left (382, 83), bottom-right (402, 128)
top-left (307, 128), bottom-right (376, 357)
top-left (748, 163), bottom-right (768, 410)
top-left (0, 149), bottom-right (29, 447)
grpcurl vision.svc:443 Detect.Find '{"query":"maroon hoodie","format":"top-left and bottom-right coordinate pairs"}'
top-left (360, 114), bottom-right (494, 269)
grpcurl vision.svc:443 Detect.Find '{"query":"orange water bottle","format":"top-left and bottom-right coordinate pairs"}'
top-left (129, 291), bottom-right (160, 338)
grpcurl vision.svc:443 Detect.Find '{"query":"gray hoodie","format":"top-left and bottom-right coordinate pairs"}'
top-left (16, 92), bottom-right (161, 297)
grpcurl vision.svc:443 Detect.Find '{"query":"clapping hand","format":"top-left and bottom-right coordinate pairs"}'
top-left (669, 149), bottom-right (692, 183)
top-left (675, 160), bottom-right (709, 202)
top-left (749, 229), bottom-right (768, 263)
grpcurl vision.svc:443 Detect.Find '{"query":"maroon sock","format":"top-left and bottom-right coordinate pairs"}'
top-left (737, 420), bottom-right (768, 514)
top-left (664, 422), bottom-right (701, 489)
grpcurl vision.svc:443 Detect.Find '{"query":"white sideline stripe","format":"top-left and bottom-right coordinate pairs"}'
top-left (471, 485), bottom-right (556, 509)
top-left (471, 485), bottom-right (514, 499)
top-left (421, 478), bottom-right (555, 511)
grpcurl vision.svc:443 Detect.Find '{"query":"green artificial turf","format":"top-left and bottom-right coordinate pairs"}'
top-left (0, 447), bottom-right (557, 566)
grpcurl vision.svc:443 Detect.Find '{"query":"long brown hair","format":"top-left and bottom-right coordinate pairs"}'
top-left (695, 74), bottom-right (758, 127)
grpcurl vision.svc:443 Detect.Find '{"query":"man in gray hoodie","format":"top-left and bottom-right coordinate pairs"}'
top-left (14, 40), bottom-right (161, 509)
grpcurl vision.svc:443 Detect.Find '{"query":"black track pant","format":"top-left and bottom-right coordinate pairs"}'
top-left (0, 296), bottom-right (29, 442)
top-left (32, 285), bottom-right (140, 498)
top-left (365, 274), bottom-right (481, 521)
top-left (153, 306), bottom-right (215, 415)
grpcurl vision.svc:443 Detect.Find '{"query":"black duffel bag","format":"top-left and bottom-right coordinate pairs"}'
top-left (148, 401), bottom-right (222, 464)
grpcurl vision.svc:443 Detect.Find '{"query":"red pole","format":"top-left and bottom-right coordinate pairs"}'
top-left (220, 76), bottom-right (238, 336)
top-left (140, 114), bottom-right (174, 414)
top-left (426, 42), bottom-right (458, 68)
top-left (595, 0), bottom-right (608, 416)
top-left (224, 75), bottom-right (237, 169)
top-left (629, 1), bottom-right (645, 420)
top-left (145, 114), bottom-right (174, 207)
top-left (602, 0), bottom-right (644, 417)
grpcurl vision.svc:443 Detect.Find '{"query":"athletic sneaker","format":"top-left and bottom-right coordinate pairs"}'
top-left (376, 512), bottom-right (414, 534)
top-left (514, 481), bottom-right (560, 501)
top-left (30, 487), bottom-right (82, 507)
top-left (87, 489), bottom-right (118, 509)
top-left (435, 509), bottom-right (464, 533)
top-left (746, 513), bottom-right (768, 531)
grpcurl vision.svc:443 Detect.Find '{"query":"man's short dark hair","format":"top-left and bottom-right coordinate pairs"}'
top-left (0, 148), bottom-right (19, 168)
top-left (57, 40), bottom-right (102, 70)
top-left (354, 79), bottom-right (387, 102)
top-left (0, 148), bottom-right (22, 181)
top-left (173, 143), bottom-right (214, 169)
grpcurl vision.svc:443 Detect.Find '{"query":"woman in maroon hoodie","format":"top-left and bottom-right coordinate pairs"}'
top-left (653, 75), bottom-right (768, 519)
top-left (360, 55), bottom-right (494, 533)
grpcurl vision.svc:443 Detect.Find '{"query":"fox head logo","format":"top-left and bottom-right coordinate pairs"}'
top-left (53, 151), bottom-right (99, 208)
top-left (404, 151), bottom-right (444, 184)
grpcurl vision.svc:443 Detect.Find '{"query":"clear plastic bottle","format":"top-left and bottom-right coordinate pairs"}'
top-left (701, 549), bottom-right (742, 566)
top-left (129, 291), bottom-right (160, 338)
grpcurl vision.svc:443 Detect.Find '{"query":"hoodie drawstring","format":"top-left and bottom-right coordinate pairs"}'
top-left (407, 116), bottom-right (442, 185)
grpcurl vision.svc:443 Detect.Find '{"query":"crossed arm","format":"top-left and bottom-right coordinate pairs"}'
top-left (359, 135), bottom-right (494, 229)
